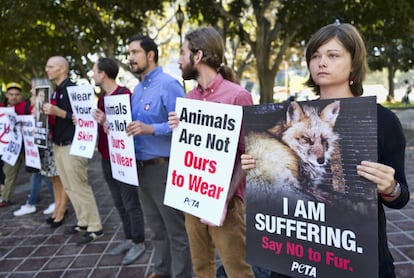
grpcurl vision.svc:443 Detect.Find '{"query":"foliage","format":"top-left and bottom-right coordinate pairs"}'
top-left (184, 0), bottom-right (365, 103)
top-left (0, 0), bottom-right (164, 91)
top-left (1, 0), bottom-right (414, 103)
top-left (184, 0), bottom-right (414, 103)
top-left (359, 0), bottom-right (414, 99)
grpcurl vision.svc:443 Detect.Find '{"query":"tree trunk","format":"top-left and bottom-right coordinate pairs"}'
top-left (258, 72), bottom-right (276, 104)
top-left (387, 63), bottom-right (395, 102)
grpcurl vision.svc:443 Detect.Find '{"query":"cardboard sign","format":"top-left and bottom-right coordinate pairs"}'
top-left (19, 115), bottom-right (41, 169)
top-left (244, 97), bottom-right (378, 278)
top-left (0, 107), bottom-right (15, 156)
top-left (67, 85), bottom-right (97, 158)
top-left (2, 113), bottom-right (22, 166)
top-left (34, 85), bottom-right (50, 148)
top-left (164, 98), bottom-right (243, 226)
top-left (105, 94), bottom-right (138, 186)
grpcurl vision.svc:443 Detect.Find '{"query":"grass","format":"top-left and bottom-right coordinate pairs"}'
top-left (381, 101), bottom-right (414, 109)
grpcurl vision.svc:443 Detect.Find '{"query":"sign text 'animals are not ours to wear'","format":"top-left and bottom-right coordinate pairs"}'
top-left (105, 94), bottom-right (138, 186)
top-left (164, 98), bottom-right (243, 226)
top-left (67, 85), bottom-right (97, 159)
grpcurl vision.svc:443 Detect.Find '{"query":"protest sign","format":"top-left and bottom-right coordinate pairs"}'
top-left (67, 85), bottom-right (97, 158)
top-left (164, 98), bottom-right (243, 226)
top-left (2, 113), bottom-right (22, 166)
top-left (0, 107), bottom-right (15, 156)
top-left (105, 94), bottom-right (138, 186)
top-left (243, 97), bottom-right (378, 278)
top-left (19, 115), bottom-right (41, 169)
top-left (34, 85), bottom-right (50, 148)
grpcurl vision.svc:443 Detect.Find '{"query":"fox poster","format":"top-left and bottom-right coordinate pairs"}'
top-left (244, 97), bottom-right (378, 278)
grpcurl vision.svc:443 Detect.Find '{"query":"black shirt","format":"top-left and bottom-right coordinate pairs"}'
top-left (51, 78), bottom-right (76, 144)
top-left (270, 104), bottom-right (410, 278)
top-left (377, 104), bottom-right (409, 278)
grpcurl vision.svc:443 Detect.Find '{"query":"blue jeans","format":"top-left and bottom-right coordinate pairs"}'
top-left (101, 159), bottom-right (145, 243)
top-left (28, 172), bottom-right (54, 206)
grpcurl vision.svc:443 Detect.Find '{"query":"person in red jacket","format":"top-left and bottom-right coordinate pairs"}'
top-left (92, 57), bottom-right (146, 265)
top-left (0, 82), bottom-right (32, 207)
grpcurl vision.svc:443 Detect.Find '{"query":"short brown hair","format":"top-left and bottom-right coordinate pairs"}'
top-left (305, 23), bottom-right (368, 96)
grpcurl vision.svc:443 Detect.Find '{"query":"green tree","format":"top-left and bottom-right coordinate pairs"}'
top-left (185, 0), bottom-right (358, 103)
top-left (0, 0), bottom-right (164, 90)
top-left (184, 0), bottom-right (414, 103)
top-left (358, 0), bottom-right (414, 101)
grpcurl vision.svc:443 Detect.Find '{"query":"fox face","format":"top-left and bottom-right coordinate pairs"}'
top-left (281, 101), bottom-right (341, 187)
top-left (283, 101), bottom-right (339, 165)
top-left (246, 101), bottom-right (344, 201)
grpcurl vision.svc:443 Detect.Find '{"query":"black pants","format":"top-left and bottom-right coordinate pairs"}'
top-left (0, 158), bottom-right (5, 185)
top-left (101, 159), bottom-right (145, 243)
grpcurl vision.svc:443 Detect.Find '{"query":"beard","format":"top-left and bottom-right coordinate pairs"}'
top-left (131, 64), bottom-right (147, 75)
top-left (181, 56), bottom-right (198, 80)
top-left (130, 58), bottom-right (148, 75)
top-left (93, 79), bottom-right (102, 87)
top-left (133, 66), bottom-right (147, 75)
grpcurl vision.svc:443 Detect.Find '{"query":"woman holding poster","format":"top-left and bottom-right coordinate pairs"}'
top-left (242, 23), bottom-right (409, 278)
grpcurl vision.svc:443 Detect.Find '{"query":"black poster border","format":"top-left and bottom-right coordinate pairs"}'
top-left (244, 96), bottom-right (378, 278)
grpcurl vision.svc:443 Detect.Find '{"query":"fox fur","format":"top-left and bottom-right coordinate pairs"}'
top-left (246, 101), bottom-right (345, 197)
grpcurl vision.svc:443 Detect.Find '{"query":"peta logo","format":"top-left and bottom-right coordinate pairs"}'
top-left (184, 197), bottom-right (199, 208)
top-left (291, 261), bottom-right (316, 277)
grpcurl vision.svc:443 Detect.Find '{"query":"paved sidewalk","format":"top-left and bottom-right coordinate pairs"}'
top-left (0, 111), bottom-right (413, 278)
top-left (0, 154), bottom-right (156, 277)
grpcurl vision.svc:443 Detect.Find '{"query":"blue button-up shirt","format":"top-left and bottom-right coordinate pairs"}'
top-left (131, 66), bottom-right (185, 160)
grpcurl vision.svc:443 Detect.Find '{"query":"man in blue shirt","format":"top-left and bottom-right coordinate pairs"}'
top-left (126, 35), bottom-right (192, 278)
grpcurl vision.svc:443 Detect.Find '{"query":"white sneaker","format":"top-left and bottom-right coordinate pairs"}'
top-left (43, 203), bottom-right (55, 215)
top-left (13, 204), bottom-right (37, 216)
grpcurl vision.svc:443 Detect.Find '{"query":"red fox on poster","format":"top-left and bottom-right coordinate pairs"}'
top-left (245, 101), bottom-right (345, 197)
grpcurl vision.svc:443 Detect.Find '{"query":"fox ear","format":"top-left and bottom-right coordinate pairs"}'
top-left (286, 102), bottom-right (303, 125)
top-left (320, 100), bottom-right (340, 126)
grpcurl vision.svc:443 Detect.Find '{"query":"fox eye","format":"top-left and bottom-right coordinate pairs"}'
top-left (321, 137), bottom-right (329, 149)
top-left (299, 136), bottom-right (312, 144)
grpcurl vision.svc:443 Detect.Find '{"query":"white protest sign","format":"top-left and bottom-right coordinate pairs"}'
top-left (19, 115), bottom-right (41, 169)
top-left (67, 85), bottom-right (97, 158)
top-left (0, 107), bottom-right (15, 156)
top-left (105, 94), bottom-right (138, 186)
top-left (2, 113), bottom-right (22, 166)
top-left (164, 98), bottom-right (243, 226)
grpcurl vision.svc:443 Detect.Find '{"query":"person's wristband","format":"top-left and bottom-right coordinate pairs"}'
top-left (379, 182), bottom-right (400, 198)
